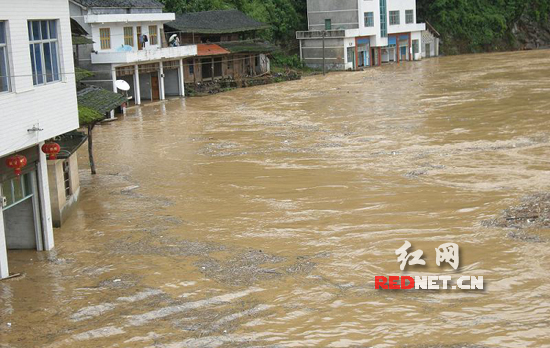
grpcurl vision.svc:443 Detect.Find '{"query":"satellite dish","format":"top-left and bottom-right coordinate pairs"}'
top-left (115, 80), bottom-right (131, 91)
top-left (169, 34), bottom-right (178, 42)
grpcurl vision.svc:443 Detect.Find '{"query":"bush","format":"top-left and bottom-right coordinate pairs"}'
top-left (272, 53), bottom-right (304, 69)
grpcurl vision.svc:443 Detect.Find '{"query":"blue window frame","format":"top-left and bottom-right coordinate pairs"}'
top-left (364, 12), bottom-right (374, 27)
top-left (0, 21), bottom-right (10, 92)
top-left (28, 20), bottom-right (60, 85)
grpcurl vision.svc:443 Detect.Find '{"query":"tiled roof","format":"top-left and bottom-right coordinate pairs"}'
top-left (166, 10), bottom-right (269, 34)
top-left (77, 86), bottom-right (127, 115)
top-left (56, 131), bottom-right (88, 159)
top-left (197, 44), bottom-right (230, 56)
top-left (218, 40), bottom-right (279, 54)
top-left (73, 0), bottom-right (163, 8)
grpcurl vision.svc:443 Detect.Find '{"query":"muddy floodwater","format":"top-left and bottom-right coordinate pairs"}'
top-left (2, 50), bottom-right (550, 347)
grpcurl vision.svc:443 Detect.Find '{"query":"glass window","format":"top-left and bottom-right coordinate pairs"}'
top-left (390, 11), bottom-right (400, 25)
top-left (99, 28), bottom-right (111, 49)
top-left (124, 27), bottom-right (134, 47)
top-left (1, 173), bottom-right (33, 209)
top-left (189, 63), bottom-right (194, 75)
top-left (379, 0), bottom-right (387, 37)
top-left (324, 19), bottom-right (331, 30)
top-left (28, 20), bottom-right (61, 85)
top-left (364, 12), bottom-right (374, 27)
top-left (0, 21), bottom-right (9, 92)
top-left (149, 25), bottom-right (158, 45)
top-left (406, 10), bottom-right (414, 24)
top-left (1, 180), bottom-right (13, 207)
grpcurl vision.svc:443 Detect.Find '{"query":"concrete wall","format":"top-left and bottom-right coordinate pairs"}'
top-left (421, 30), bottom-right (439, 57)
top-left (90, 21), bottom-right (165, 53)
top-left (307, 0), bottom-right (359, 30)
top-left (47, 154), bottom-right (80, 228)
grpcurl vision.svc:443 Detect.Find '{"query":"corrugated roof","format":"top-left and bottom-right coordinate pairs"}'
top-left (73, 0), bottom-right (163, 8)
top-left (77, 86), bottom-right (127, 115)
top-left (197, 44), bottom-right (230, 56)
top-left (166, 10), bottom-right (269, 34)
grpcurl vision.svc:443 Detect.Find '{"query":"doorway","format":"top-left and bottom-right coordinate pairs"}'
top-left (400, 46), bottom-right (407, 61)
top-left (151, 74), bottom-right (160, 100)
top-left (137, 27), bottom-right (143, 50)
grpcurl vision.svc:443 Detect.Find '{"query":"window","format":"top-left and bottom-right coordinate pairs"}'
top-left (124, 27), bottom-right (134, 47)
top-left (149, 25), bottom-right (158, 45)
top-left (1, 173), bottom-right (33, 210)
top-left (63, 160), bottom-right (71, 197)
top-left (364, 12), bottom-right (374, 27)
top-left (28, 20), bottom-right (60, 85)
top-left (379, 0), bottom-right (387, 37)
top-left (99, 28), bottom-right (110, 49)
top-left (325, 19), bottom-right (331, 30)
top-left (406, 10), bottom-right (414, 24)
top-left (189, 63), bottom-right (194, 75)
top-left (0, 21), bottom-right (10, 92)
top-left (389, 11), bottom-right (400, 25)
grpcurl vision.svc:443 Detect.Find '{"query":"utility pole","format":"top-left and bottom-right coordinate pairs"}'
top-left (322, 30), bottom-right (326, 75)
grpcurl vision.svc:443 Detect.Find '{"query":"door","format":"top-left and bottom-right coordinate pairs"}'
top-left (201, 59), bottom-right (212, 79)
top-left (347, 47), bottom-right (355, 69)
top-left (425, 43), bottom-right (431, 57)
top-left (214, 58), bottom-right (223, 77)
top-left (400, 46), bottom-right (407, 61)
top-left (151, 74), bottom-right (160, 100)
top-left (2, 172), bottom-right (42, 250)
top-left (137, 27), bottom-right (143, 50)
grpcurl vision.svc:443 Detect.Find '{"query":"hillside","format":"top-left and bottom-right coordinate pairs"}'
top-left (161, 0), bottom-right (550, 54)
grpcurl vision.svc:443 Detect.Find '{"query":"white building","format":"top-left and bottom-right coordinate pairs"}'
top-left (297, 0), bottom-right (426, 70)
top-left (69, 0), bottom-right (198, 105)
top-left (0, 0), bottom-right (79, 278)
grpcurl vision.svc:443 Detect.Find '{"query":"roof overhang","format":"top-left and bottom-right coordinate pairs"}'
top-left (85, 13), bottom-right (175, 24)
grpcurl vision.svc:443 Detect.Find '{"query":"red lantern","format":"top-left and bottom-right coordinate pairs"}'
top-left (6, 155), bottom-right (27, 177)
top-left (42, 142), bottom-right (61, 160)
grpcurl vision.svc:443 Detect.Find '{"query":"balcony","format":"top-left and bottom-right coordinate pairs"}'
top-left (296, 29), bottom-right (347, 39)
top-left (91, 45), bottom-right (198, 65)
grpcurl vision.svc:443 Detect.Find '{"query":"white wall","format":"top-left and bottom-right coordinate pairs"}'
top-left (91, 21), bottom-right (165, 53)
top-left (0, 0), bottom-right (79, 158)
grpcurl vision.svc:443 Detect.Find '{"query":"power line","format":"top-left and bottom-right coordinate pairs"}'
top-left (0, 52), bottom-right (272, 79)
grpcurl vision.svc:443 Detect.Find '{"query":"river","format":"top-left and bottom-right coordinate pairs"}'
top-left (2, 49), bottom-right (550, 347)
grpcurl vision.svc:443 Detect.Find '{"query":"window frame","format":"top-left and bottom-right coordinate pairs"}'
top-left (62, 160), bottom-right (71, 197)
top-left (28, 20), bottom-right (61, 86)
top-left (364, 12), bottom-right (374, 27)
top-left (0, 21), bottom-right (10, 93)
top-left (99, 27), bottom-right (111, 50)
top-left (123, 26), bottom-right (134, 47)
top-left (406, 10), bottom-right (414, 24)
top-left (148, 25), bottom-right (158, 45)
top-left (389, 11), bottom-right (400, 26)
top-left (324, 19), bottom-right (331, 30)
top-left (379, 0), bottom-right (387, 37)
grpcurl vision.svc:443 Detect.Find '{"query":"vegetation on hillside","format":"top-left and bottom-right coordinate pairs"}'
top-left (161, 0), bottom-right (550, 55)
top-left (414, 0), bottom-right (549, 53)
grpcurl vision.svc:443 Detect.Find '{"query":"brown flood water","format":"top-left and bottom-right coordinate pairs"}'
top-left (2, 50), bottom-right (550, 347)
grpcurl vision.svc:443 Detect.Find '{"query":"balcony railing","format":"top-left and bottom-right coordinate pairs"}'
top-left (296, 29), bottom-right (347, 39)
top-left (91, 45), bottom-right (198, 65)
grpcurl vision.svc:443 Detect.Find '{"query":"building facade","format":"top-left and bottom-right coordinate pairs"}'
top-left (297, 0), bottom-right (426, 70)
top-left (0, 0), bottom-right (79, 278)
top-left (164, 10), bottom-right (274, 85)
top-left (69, 0), bottom-right (197, 105)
